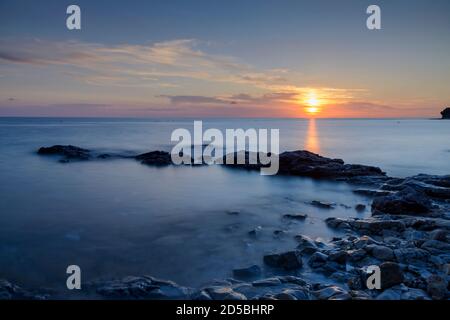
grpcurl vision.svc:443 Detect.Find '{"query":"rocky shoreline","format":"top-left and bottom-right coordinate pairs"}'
top-left (1, 145), bottom-right (448, 300)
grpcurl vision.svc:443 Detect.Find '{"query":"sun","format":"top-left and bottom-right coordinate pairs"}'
top-left (303, 92), bottom-right (322, 115)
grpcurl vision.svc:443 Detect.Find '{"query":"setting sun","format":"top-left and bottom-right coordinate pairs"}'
top-left (303, 92), bottom-right (322, 115)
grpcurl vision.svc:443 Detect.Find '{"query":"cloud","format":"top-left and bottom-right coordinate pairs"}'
top-left (0, 38), bottom-right (291, 90)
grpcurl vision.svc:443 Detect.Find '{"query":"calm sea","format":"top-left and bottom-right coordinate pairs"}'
top-left (0, 118), bottom-right (449, 290)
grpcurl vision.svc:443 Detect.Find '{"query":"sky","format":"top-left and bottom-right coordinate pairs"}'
top-left (0, 0), bottom-right (449, 118)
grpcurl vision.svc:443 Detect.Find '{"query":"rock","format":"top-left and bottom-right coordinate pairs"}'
top-left (135, 151), bottom-right (172, 165)
top-left (277, 150), bottom-right (386, 179)
top-left (310, 200), bottom-right (335, 209)
top-left (401, 288), bottom-right (430, 300)
top-left (421, 240), bottom-right (450, 254)
top-left (263, 250), bottom-right (303, 270)
top-left (37, 145), bottom-right (91, 162)
top-left (380, 262), bottom-right (403, 289)
top-left (205, 287), bottom-right (247, 300)
top-left (95, 276), bottom-right (190, 299)
top-left (430, 229), bottom-right (448, 242)
top-left (368, 245), bottom-right (395, 261)
top-left (295, 235), bottom-right (319, 254)
top-left (372, 187), bottom-right (433, 215)
top-left (283, 213), bottom-right (307, 220)
top-left (394, 248), bottom-right (430, 265)
top-left (312, 286), bottom-right (349, 300)
top-left (308, 252), bottom-right (328, 268)
top-left (282, 288), bottom-right (311, 300)
top-left (376, 288), bottom-right (402, 300)
top-left (325, 217), bottom-right (406, 235)
top-left (252, 277), bottom-right (282, 287)
top-left (355, 204), bottom-right (366, 212)
top-left (353, 189), bottom-right (392, 197)
top-left (226, 210), bottom-right (240, 215)
top-left (248, 226), bottom-right (262, 237)
top-left (232, 265), bottom-right (261, 279)
top-left (441, 107), bottom-right (450, 119)
top-left (272, 292), bottom-right (297, 300)
top-left (426, 275), bottom-right (447, 300)
top-left (347, 249), bottom-right (367, 262)
top-left (328, 251), bottom-right (348, 264)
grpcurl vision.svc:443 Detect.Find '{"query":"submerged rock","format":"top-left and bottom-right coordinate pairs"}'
top-left (37, 145), bottom-right (91, 162)
top-left (232, 265), bottom-right (262, 279)
top-left (379, 262), bottom-right (404, 289)
top-left (283, 213), bottom-right (307, 220)
top-left (135, 151), bottom-right (172, 165)
top-left (263, 251), bottom-right (303, 270)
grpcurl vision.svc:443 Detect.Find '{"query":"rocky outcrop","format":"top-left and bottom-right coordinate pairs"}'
top-left (135, 151), bottom-right (172, 166)
top-left (441, 107), bottom-right (450, 119)
top-left (37, 145), bottom-right (91, 162)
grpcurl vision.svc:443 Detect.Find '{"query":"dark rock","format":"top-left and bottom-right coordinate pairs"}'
top-left (263, 250), bottom-right (303, 270)
top-left (295, 235), bottom-right (319, 254)
top-left (205, 287), bottom-right (247, 300)
top-left (283, 213), bottom-right (307, 220)
top-left (353, 189), bottom-right (392, 197)
top-left (312, 286), bottom-right (349, 300)
top-left (372, 187), bottom-right (433, 215)
top-left (440, 107), bottom-right (450, 119)
top-left (426, 275), bottom-right (447, 300)
top-left (355, 204), bottom-right (366, 212)
top-left (394, 248), bottom-right (430, 265)
top-left (95, 276), bottom-right (190, 299)
top-left (37, 145), bottom-right (91, 162)
top-left (380, 262), bottom-right (404, 289)
top-left (135, 151), bottom-right (172, 166)
top-left (308, 252), bottom-right (328, 268)
top-left (310, 200), bottom-right (335, 209)
top-left (328, 251), bottom-right (348, 264)
top-left (232, 265), bottom-right (261, 279)
top-left (277, 150), bottom-right (386, 179)
top-left (367, 245), bottom-right (395, 261)
top-left (252, 277), bottom-right (281, 287)
top-left (325, 217), bottom-right (406, 235)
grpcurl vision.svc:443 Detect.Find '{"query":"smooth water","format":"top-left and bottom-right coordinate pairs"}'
top-left (0, 118), bottom-right (449, 290)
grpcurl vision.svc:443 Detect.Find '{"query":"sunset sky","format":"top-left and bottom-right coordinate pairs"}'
top-left (0, 0), bottom-right (449, 118)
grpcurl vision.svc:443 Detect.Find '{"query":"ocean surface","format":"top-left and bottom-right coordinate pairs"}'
top-left (0, 117), bottom-right (449, 291)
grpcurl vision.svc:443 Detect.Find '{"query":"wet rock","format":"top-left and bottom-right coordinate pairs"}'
top-left (394, 248), bottom-right (430, 265)
top-left (426, 275), bottom-right (447, 300)
top-left (263, 250), bottom-right (303, 270)
top-left (191, 290), bottom-right (212, 300)
top-left (380, 262), bottom-right (404, 289)
top-left (310, 200), bottom-right (335, 209)
top-left (295, 235), bottom-right (319, 254)
top-left (312, 286), bottom-right (349, 300)
top-left (328, 251), bottom-right (348, 264)
top-left (277, 150), bottom-right (386, 179)
top-left (272, 292), bottom-right (297, 300)
top-left (252, 277), bottom-right (282, 287)
top-left (283, 213), bottom-right (307, 220)
top-left (95, 276), bottom-right (190, 299)
top-left (430, 229), bottom-right (448, 242)
top-left (367, 245), bottom-right (395, 261)
top-left (308, 252), bottom-right (328, 268)
top-left (401, 288), bottom-right (430, 300)
top-left (135, 151), bottom-right (172, 165)
top-left (325, 217), bottom-right (406, 235)
top-left (353, 189), bottom-right (392, 197)
top-left (37, 145), bottom-right (91, 162)
top-left (205, 287), bottom-right (247, 300)
top-left (347, 249), bottom-right (367, 262)
top-left (0, 279), bottom-right (45, 300)
top-left (372, 187), bottom-right (433, 215)
top-left (355, 204), bottom-right (366, 212)
top-left (248, 226), bottom-right (262, 237)
top-left (420, 240), bottom-right (450, 254)
top-left (232, 265), bottom-right (261, 279)
top-left (282, 288), bottom-right (311, 300)
top-left (376, 288), bottom-right (402, 300)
